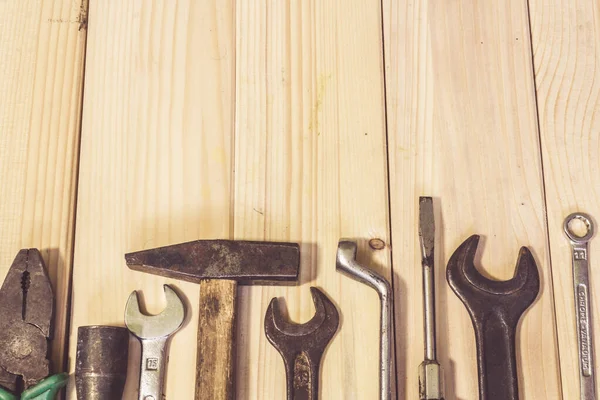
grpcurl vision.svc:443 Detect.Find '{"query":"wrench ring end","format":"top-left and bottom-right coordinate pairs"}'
top-left (564, 212), bottom-right (595, 243)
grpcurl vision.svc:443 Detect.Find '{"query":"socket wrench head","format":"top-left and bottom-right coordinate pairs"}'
top-left (75, 325), bottom-right (130, 400)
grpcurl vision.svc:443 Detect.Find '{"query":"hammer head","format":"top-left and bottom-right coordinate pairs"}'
top-left (125, 240), bottom-right (300, 286)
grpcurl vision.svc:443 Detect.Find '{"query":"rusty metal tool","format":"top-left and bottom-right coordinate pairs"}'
top-left (125, 239), bottom-right (300, 400)
top-left (336, 240), bottom-right (393, 400)
top-left (0, 249), bottom-right (68, 400)
top-left (418, 197), bottom-right (444, 400)
top-left (125, 285), bottom-right (185, 400)
top-left (264, 287), bottom-right (339, 400)
top-left (447, 235), bottom-right (539, 400)
top-left (564, 212), bottom-right (597, 400)
top-left (75, 325), bottom-right (130, 400)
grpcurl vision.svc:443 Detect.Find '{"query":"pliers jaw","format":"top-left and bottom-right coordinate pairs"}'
top-left (0, 249), bottom-right (53, 394)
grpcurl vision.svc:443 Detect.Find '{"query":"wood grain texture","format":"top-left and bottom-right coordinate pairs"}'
top-left (67, 0), bottom-right (235, 398)
top-left (234, 1), bottom-right (391, 398)
top-left (196, 280), bottom-right (237, 400)
top-left (529, 0), bottom-right (600, 395)
top-left (0, 0), bottom-right (87, 374)
top-left (383, 0), bottom-right (563, 397)
top-left (70, 0), bottom-right (391, 398)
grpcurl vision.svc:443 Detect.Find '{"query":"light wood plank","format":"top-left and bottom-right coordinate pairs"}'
top-left (383, 0), bottom-right (563, 397)
top-left (529, 0), bottom-right (600, 395)
top-left (67, 0), bottom-right (235, 398)
top-left (234, 1), bottom-right (391, 398)
top-left (0, 0), bottom-right (87, 374)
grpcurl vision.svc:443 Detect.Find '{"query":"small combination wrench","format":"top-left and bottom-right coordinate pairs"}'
top-left (125, 284), bottom-right (186, 400)
top-left (564, 212), bottom-right (596, 400)
top-left (264, 287), bottom-right (339, 400)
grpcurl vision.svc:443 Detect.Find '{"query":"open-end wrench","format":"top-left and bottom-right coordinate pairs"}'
top-left (336, 240), bottom-right (393, 400)
top-left (447, 235), bottom-right (539, 400)
top-left (564, 212), bottom-right (596, 400)
top-left (264, 287), bottom-right (339, 400)
top-left (125, 284), bottom-right (186, 400)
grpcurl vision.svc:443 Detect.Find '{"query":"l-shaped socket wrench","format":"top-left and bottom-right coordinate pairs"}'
top-left (336, 240), bottom-right (393, 400)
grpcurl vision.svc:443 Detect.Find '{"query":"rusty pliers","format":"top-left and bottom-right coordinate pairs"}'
top-left (0, 249), bottom-right (67, 400)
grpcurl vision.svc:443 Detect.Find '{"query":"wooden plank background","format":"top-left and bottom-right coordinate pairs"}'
top-left (0, 0), bottom-right (87, 375)
top-left (383, 0), bottom-right (563, 397)
top-left (234, 1), bottom-right (390, 398)
top-left (529, 0), bottom-right (600, 394)
top-left (67, 0), bottom-right (236, 397)
top-left (1, 0), bottom-right (599, 398)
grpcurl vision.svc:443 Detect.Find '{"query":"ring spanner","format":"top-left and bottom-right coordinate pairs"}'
top-left (564, 212), bottom-right (596, 400)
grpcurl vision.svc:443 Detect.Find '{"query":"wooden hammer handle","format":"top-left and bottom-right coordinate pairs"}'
top-left (195, 279), bottom-right (238, 400)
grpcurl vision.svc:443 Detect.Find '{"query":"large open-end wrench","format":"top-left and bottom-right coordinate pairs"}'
top-left (264, 287), bottom-right (339, 400)
top-left (564, 212), bottom-right (597, 400)
top-left (447, 235), bottom-right (539, 400)
top-left (125, 285), bottom-right (186, 400)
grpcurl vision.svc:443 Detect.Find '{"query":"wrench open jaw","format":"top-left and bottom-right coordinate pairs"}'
top-left (264, 287), bottom-right (339, 400)
top-left (125, 285), bottom-right (185, 340)
top-left (447, 235), bottom-right (539, 302)
top-left (125, 285), bottom-right (186, 400)
top-left (446, 235), bottom-right (539, 400)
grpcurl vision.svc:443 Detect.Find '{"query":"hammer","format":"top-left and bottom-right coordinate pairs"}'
top-left (125, 240), bottom-right (300, 400)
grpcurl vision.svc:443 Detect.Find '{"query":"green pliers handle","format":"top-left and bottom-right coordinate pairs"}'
top-left (0, 374), bottom-right (68, 400)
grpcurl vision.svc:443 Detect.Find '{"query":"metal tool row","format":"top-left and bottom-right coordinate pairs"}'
top-left (0, 198), bottom-right (594, 399)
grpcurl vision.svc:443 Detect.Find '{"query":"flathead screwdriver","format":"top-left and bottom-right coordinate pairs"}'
top-left (418, 197), bottom-right (445, 400)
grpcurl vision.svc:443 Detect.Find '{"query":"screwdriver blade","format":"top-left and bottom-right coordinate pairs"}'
top-left (418, 196), bottom-right (444, 400)
top-left (419, 197), bottom-right (435, 265)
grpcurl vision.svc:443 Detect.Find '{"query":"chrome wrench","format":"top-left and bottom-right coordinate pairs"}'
top-left (564, 212), bottom-right (597, 400)
top-left (125, 285), bottom-right (186, 400)
top-left (336, 240), bottom-right (393, 400)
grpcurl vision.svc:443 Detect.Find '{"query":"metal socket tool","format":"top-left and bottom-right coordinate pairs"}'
top-left (418, 197), bottom-right (444, 400)
top-left (75, 325), bottom-right (130, 400)
top-left (336, 240), bottom-right (393, 400)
